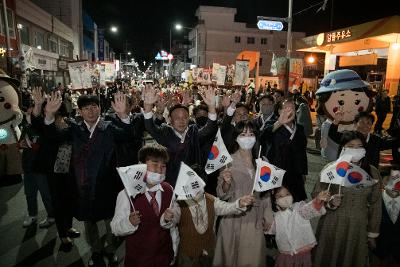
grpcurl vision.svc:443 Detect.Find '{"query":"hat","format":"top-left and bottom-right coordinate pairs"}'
top-left (0, 69), bottom-right (20, 88)
top-left (316, 69), bottom-right (369, 95)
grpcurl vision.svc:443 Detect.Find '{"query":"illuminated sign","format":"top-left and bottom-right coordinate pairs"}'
top-left (257, 20), bottom-right (284, 31)
top-left (326, 29), bottom-right (352, 43)
top-left (0, 128), bottom-right (8, 140)
top-left (0, 48), bottom-right (6, 57)
top-left (155, 51), bottom-right (174, 61)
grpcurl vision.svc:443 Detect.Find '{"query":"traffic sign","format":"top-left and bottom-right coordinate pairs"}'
top-left (257, 20), bottom-right (284, 31)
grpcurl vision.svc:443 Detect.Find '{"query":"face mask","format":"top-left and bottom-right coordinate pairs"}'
top-left (340, 147), bottom-right (366, 163)
top-left (261, 105), bottom-right (274, 116)
top-left (276, 195), bottom-right (293, 209)
top-left (236, 136), bottom-right (256, 150)
top-left (196, 116), bottom-right (208, 127)
top-left (146, 171), bottom-right (165, 185)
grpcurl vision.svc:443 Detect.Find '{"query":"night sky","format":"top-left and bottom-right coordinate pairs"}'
top-left (83, 0), bottom-right (399, 63)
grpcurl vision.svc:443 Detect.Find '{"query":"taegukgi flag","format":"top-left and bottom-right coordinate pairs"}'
top-left (320, 155), bottom-right (353, 185)
top-left (253, 159), bottom-right (285, 192)
top-left (116, 164), bottom-right (147, 198)
top-left (175, 162), bottom-right (206, 200)
top-left (342, 163), bottom-right (377, 188)
top-left (205, 129), bottom-right (233, 174)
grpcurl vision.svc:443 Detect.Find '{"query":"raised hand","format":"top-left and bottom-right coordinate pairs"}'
top-left (231, 90), bottom-right (242, 105)
top-left (32, 87), bottom-right (45, 106)
top-left (45, 91), bottom-right (62, 117)
top-left (142, 84), bottom-right (158, 106)
top-left (221, 94), bottom-right (231, 109)
top-left (199, 86), bottom-right (216, 108)
top-left (111, 91), bottom-right (128, 118)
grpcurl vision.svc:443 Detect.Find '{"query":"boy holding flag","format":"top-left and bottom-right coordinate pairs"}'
top-left (111, 144), bottom-right (175, 267)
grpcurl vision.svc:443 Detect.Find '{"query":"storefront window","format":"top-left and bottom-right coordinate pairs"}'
top-left (0, 5), bottom-right (16, 38)
top-left (59, 39), bottom-right (71, 58)
top-left (20, 25), bottom-right (29, 45)
top-left (34, 31), bottom-right (45, 49)
top-left (49, 35), bottom-right (58, 53)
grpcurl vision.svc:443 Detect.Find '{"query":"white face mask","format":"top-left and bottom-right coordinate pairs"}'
top-left (276, 195), bottom-right (293, 209)
top-left (146, 171), bottom-right (165, 185)
top-left (340, 147), bottom-right (366, 163)
top-left (236, 136), bottom-right (256, 150)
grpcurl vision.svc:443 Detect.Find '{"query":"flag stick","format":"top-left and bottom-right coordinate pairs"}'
top-left (327, 182), bottom-right (332, 192)
top-left (251, 146), bottom-right (262, 195)
top-left (125, 189), bottom-right (136, 212)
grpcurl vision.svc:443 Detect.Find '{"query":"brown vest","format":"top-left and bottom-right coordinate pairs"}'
top-left (178, 193), bottom-right (216, 257)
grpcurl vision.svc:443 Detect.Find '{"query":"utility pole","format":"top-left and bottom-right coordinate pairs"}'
top-left (285, 0), bottom-right (293, 96)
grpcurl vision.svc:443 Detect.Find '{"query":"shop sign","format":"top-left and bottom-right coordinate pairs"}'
top-left (58, 60), bottom-right (67, 69)
top-left (0, 47), bottom-right (6, 57)
top-left (326, 29), bottom-right (352, 43)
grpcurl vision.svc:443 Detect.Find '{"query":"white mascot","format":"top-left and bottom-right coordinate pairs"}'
top-left (0, 69), bottom-right (23, 186)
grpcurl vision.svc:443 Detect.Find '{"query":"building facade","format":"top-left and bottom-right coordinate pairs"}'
top-left (188, 6), bottom-right (305, 76)
top-left (0, 0), bottom-right (19, 74)
top-left (16, 0), bottom-right (74, 89)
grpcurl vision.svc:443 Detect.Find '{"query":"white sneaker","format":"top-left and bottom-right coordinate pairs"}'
top-left (39, 217), bottom-right (55, 228)
top-left (23, 216), bottom-right (37, 228)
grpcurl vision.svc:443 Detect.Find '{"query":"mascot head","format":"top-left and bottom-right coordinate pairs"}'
top-left (316, 69), bottom-right (375, 125)
top-left (0, 69), bottom-right (21, 126)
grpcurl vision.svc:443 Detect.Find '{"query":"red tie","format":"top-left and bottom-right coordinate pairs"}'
top-left (149, 191), bottom-right (159, 216)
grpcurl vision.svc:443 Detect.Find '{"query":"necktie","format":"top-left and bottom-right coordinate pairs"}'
top-left (149, 191), bottom-right (159, 216)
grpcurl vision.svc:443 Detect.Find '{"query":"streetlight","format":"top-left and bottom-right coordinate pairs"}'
top-left (170, 23), bottom-right (198, 65)
top-left (110, 26), bottom-right (118, 33)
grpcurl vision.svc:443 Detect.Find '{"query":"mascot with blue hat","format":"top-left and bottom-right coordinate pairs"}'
top-left (316, 69), bottom-right (375, 129)
top-left (0, 69), bottom-right (23, 186)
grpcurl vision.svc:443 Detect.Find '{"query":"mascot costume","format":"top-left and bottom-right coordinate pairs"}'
top-left (316, 69), bottom-right (375, 131)
top-left (0, 70), bottom-right (23, 186)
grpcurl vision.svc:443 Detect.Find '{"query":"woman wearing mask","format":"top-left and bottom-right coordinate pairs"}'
top-left (213, 121), bottom-right (273, 267)
top-left (312, 131), bottom-right (382, 267)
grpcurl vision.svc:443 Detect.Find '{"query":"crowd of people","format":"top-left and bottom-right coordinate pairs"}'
top-left (10, 70), bottom-right (400, 267)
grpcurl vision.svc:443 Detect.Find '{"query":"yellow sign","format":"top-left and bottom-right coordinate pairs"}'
top-left (326, 29), bottom-right (352, 43)
top-left (0, 47), bottom-right (6, 57)
top-left (339, 53), bottom-right (378, 67)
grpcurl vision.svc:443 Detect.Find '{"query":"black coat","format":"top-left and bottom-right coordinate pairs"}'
top-left (268, 123), bottom-right (308, 201)
top-left (40, 116), bottom-right (137, 221)
top-left (144, 116), bottom-right (218, 186)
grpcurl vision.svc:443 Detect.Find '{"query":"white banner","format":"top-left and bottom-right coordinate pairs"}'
top-left (116, 164), bottom-right (147, 198)
top-left (205, 129), bottom-right (233, 174)
top-left (234, 60), bottom-right (249, 86)
top-left (216, 65), bottom-right (227, 85)
top-left (175, 162), bottom-right (206, 200)
top-left (253, 159), bottom-right (285, 192)
top-left (68, 61), bottom-right (93, 89)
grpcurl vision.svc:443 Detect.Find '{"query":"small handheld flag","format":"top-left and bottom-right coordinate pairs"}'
top-left (116, 164), bottom-right (147, 199)
top-left (320, 155), bottom-right (352, 185)
top-left (253, 159), bottom-right (285, 192)
top-left (175, 162), bottom-right (206, 200)
top-left (205, 129), bottom-right (233, 174)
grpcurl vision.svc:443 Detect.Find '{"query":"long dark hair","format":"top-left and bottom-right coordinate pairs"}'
top-left (231, 120), bottom-right (258, 154)
top-left (337, 131), bottom-right (371, 175)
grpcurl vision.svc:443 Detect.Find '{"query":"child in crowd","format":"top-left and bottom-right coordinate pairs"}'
top-left (110, 144), bottom-right (175, 267)
top-left (267, 185), bottom-right (330, 267)
top-left (161, 179), bottom-right (255, 267)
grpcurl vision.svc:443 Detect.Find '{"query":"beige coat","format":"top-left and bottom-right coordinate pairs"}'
top-left (213, 152), bottom-right (273, 267)
top-left (312, 165), bottom-right (382, 267)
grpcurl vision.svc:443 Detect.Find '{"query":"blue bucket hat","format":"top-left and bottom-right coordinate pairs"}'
top-left (316, 69), bottom-right (369, 95)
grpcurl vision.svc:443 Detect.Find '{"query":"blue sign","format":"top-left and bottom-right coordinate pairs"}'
top-left (257, 20), bottom-right (284, 31)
